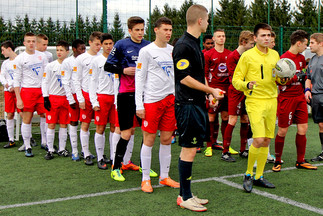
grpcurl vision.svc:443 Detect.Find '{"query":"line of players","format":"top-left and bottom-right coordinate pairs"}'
top-left (1, 16), bottom-right (323, 195)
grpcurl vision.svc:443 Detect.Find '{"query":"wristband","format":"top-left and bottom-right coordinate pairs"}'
top-left (304, 88), bottom-right (311, 93)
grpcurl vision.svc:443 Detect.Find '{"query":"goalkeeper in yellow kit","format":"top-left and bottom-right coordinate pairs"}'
top-left (232, 23), bottom-right (281, 193)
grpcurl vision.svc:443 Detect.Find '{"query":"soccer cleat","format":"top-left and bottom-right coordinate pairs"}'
top-left (243, 174), bottom-right (253, 193)
top-left (58, 149), bottom-right (71, 157)
top-left (103, 155), bottom-right (111, 165)
top-left (84, 156), bottom-right (94, 166)
top-left (41, 144), bottom-right (48, 150)
top-left (111, 169), bottom-right (125, 182)
top-left (272, 162), bottom-right (282, 172)
top-left (311, 152), bottom-right (323, 162)
top-left (196, 147), bottom-right (201, 153)
top-left (122, 161), bottom-right (140, 171)
top-left (139, 167), bottom-right (158, 177)
top-left (30, 137), bottom-right (37, 147)
top-left (71, 153), bottom-right (80, 161)
top-left (18, 144), bottom-right (25, 152)
top-left (179, 197), bottom-right (207, 212)
top-left (212, 143), bottom-right (224, 150)
top-left (296, 161), bottom-right (317, 170)
top-left (204, 147), bottom-right (212, 157)
top-left (267, 154), bottom-right (275, 163)
top-left (25, 148), bottom-right (34, 157)
top-left (159, 177), bottom-right (180, 188)
top-left (177, 195), bottom-right (209, 206)
top-left (239, 150), bottom-right (248, 158)
top-left (171, 136), bottom-right (176, 144)
top-left (44, 151), bottom-right (54, 160)
top-left (253, 176), bottom-right (275, 188)
top-left (141, 180), bottom-right (153, 193)
top-left (81, 152), bottom-right (96, 159)
top-left (4, 141), bottom-right (16, 148)
top-left (229, 146), bottom-right (238, 155)
top-left (97, 159), bottom-right (108, 170)
top-left (221, 152), bottom-right (236, 162)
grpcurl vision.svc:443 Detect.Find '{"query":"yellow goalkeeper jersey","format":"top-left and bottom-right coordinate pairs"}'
top-left (232, 45), bottom-right (280, 99)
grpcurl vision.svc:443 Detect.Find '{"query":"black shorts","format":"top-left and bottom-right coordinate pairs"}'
top-left (117, 92), bottom-right (142, 131)
top-left (311, 94), bottom-right (323, 124)
top-left (175, 103), bottom-right (209, 148)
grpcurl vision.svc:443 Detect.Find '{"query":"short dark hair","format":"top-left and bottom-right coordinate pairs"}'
top-left (203, 34), bottom-right (213, 43)
top-left (254, 23), bottom-right (272, 36)
top-left (72, 39), bottom-right (85, 49)
top-left (127, 16), bottom-right (144, 29)
top-left (101, 33), bottom-right (113, 43)
top-left (36, 33), bottom-right (48, 41)
top-left (271, 31), bottom-right (276, 38)
top-left (56, 40), bottom-right (69, 51)
top-left (290, 30), bottom-right (309, 45)
top-left (214, 29), bottom-right (225, 34)
top-left (24, 32), bottom-right (35, 38)
top-left (1, 40), bottom-right (15, 51)
top-left (89, 31), bottom-right (102, 42)
top-left (154, 17), bottom-right (172, 28)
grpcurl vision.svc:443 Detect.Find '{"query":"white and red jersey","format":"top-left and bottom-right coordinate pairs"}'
top-left (89, 54), bottom-right (115, 108)
top-left (0, 59), bottom-right (15, 91)
top-left (61, 56), bottom-right (77, 104)
top-left (42, 60), bottom-right (65, 96)
top-left (44, 51), bottom-right (53, 63)
top-left (73, 52), bottom-right (99, 103)
top-left (204, 48), bottom-right (231, 87)
top-left (135, 43), bottom-right (174, 110)
top-left (13, 50), bottom-right (48, 88)
top-left (278, 51), bottom-right (306, 97)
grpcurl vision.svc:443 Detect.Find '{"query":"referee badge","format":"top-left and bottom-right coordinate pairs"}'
top-left (176, 59), bottom-right (189, 70)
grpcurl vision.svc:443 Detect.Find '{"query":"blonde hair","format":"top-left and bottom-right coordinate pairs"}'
top-left (310, 33), bottom-right (323, 43)
top-left (186, 4), bottom-right (208, 26)
top-left (239, 30), bottom-right (254, 45)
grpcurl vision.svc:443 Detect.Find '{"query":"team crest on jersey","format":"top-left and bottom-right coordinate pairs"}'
top-left (115, 74), bottom-right (119, 79)
top-left (47, 115), bottom-right (51, 120)
top-left (43, 73), bottom-right (46, 77)
top-left (38, 56), bottom-right (42, 60)
top-left (82, 114), bottom-right (86, 119)
top-left (89, 69), bottom-right (92, 75)
top-left (61, 71), bottom-right (65, 76)
top-left (137, 63), bottom-right (142, 69)
top-left (96, 116), bottom-right (100, 122)
top-left (73, 67), bottom-right (77, 72)
top-left (13, 65), bottom-right (16, 69)
top-left (299, 62), bottom-right (302, 67)
top-left (176, 59), bottom-right (189, 70)
top-left (143, 120), bottom-right (148, 127)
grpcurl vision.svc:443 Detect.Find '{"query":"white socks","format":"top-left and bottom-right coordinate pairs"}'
top-left (6, 119), bottom-right (14, 141)
top-left (159, 144), bottom-right (171, 179)
top-left (109, 132), bottom-right (114, 161)
top-left (80, 129), bottom-right (90, 157)
top-left (95, 132), bottom-right (105, 161)
top-left (69, 125), bottom-right (78, 154)
top-left (40, 117), bottom-right (47, 145)
top-left (140, 144), bottom-right (152, 181)
top-left (111, 132), bottom-right (121, 164)
top-left (21, 123), bottom-right (31, 149)
top-left (59, 128), bottom-right (67, 152)
top-left (47, 128), bottom-right (55, 152)
top-left (123, 135), bottom-right (134, 165)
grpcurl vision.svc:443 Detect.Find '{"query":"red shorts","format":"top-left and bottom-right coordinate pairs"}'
top-left (94, 94), bottom-right (115, 125)
top-left (20, 88), bottom-right (46, 114)
top-left (142, 94), bottom-right (176, 134)
top-left (4, 91), bottom-right (21, 113)
top-left (114, 109), bottom-right (140, 128)
top-left (227, 85), bottom-right (246, 116)
top-left (79, 91), bottom-right (94, 123)
top-left (208, 84), bottom-right (229, 113)
top-left (69, 94), bottom-right (80, 122)
top-left (277, 95), bottom-right (308, 127)
top-left (46, 95), bottom-right (70, 124)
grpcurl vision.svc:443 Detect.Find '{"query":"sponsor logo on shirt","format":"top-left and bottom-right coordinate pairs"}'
top-left (61, 71), bottom-right (65, 76)
top-left (176, 59), bottom-right (189, 70)
top-left (13, 65), bottom-right (16, 69)
top-left (115, 74), bottom-right (119, 79)
top-left (89, 69), bottom-right (92, 75)
top-left (43, 72), bottom-right (47, 77)
top-left (137, 63), bottom-right (142, 69)
top-left (127, 50), bottom-right (133, 54)
top-left (73, 67), bottom-right (77, 72)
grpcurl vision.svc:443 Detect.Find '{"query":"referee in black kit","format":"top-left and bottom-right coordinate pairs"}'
top-left (172, 4), bottom-right (225, 212)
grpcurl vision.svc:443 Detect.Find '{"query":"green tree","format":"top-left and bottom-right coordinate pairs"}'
top-left (69, 19), bottom-right (76, 42)
top-left (248, 0), bottom-right (268, 25)
top-left (293, 0), bottom-right (318, 28)
top-left (0, 16), bottom-right (7, 42)
top-left (91, 16), bottom-right (101, 32)
top-left (14, 16), bottom-right (24, 44)
top-left (23, 14), bottom-right (31, 33)
top-left (271, 0), bottom-right (292, 27)
top-left (109, 13), bottom-right (125, 42)
top-left (30, 18), bottom-right (38, 33)
top-left (214, 0), bottom-right (249, 26)
top-left (37, 18), bottom-right (46, 34)
top-left (45, 17), bottom-right (56, 44)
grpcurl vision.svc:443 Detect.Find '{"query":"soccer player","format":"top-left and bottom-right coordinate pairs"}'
top-left (305, 33), bottom-right (323, 162)
top-left (202, 34), bottom-right (214, 53)
top-left (221, 31), bottom-right (255, 162)
top-left (14, 32), bottom-right (48, 157)
top-left (232, 23), bottom-right (280, 193)
top-left (0, 40), bottom-right (19, 148)
top-left (104, 16), bottom-right (150, 181)
top-left (204, 29), bottom-right (233, 157)
top-left (135, 17), bottom-right (179, 193)
top-left (73, 31), bottom-right (102, 165)
top-left (89, 33), bottom-right (115, 169)
top-left (42, 40), bottom-right (70, 160)
top-left (173, 5), bottom-right (224, 211)
top-left (61, 39), bottom-right (86, 161)
top-left (272, 30), bottom-right (317, 171)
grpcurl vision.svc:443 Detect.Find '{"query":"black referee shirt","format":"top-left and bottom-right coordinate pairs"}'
top-left (173, 32), bottom-right (206, 107)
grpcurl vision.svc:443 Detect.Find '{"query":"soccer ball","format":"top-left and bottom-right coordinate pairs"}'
top-left (274, 58), bottom-right (296, 78)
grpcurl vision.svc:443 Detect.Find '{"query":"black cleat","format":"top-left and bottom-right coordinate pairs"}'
top-left (311, 152), bottom-right (323, 162)
top-left (44, 151), bottom-right (54, 160)
top-left (221, 152), bottom-right (236, 162)
top-left (239, 150), bottom-right (248, 158)
top-left (84, 156), bottom-right (94, 166)
top-left (212, 143), bottom-right (224, 150)
top-left (243, 174), bottom-right (253, 193)
top-left (25, 148), bottom-right (34, 157)
top-left (253, 176), bottom-right (275, 188)
top-left (58, 149), bottom-right (71, 157)
top-left (103, 155), bottom-right (111, 165)
top-left (4, 141), bottom-right (16, 148)
top-left (30, 137), bottom-right (37, 147)
top-left (97, 159), bottom-right (108, 170)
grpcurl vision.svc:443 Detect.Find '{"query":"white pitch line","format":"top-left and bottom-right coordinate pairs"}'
top-left (0, 163), bottom-right (322, 212)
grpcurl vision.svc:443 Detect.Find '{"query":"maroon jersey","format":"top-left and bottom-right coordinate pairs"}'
top-left (278, 51), bottom-right (306, 97)
top-left (204, 48), bottom-right (231, 88)
top-left (227, 49), bottom-right (240, 83)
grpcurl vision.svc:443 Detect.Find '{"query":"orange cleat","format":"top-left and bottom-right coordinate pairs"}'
top-left (141, 180), bottom-right (153, 193)
top-left (159, 177), bottom-right (180, 188)
top-left (122, 161), bottom-right (140, 171)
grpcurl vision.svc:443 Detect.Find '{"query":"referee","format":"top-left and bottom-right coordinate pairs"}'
top-left (173, 4), bottom-right (224, 212)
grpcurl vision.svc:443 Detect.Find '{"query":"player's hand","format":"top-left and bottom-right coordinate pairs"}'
top-left (123, 67), bottom-right (136, 76)
top-left (44, 97), bottom-right (51, 111)
top-left (70, 103), bottom-right (77, 109)
top-left (211, 88), bottom-right (225, 100)
top-left (247, 81), bottom-right (257, 89)
top-left (79, 102), bottom-right (86, 110)
top-left (305, 91), bottom-right (312, 104)
top-left (208, 94), bottom-right (219, 108)
top-left (136, 109), bottom-right (145, 119)
top-left (5, 83), bottom-right (9, 89)
top-left (9, 87), bottom-right (14, 92)
top-left (93, 106), bottom-right (100, 111)
top-left (296, 72), bottom-right (306, 83)
top-left (17, 98), bottom-right (24, 110)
